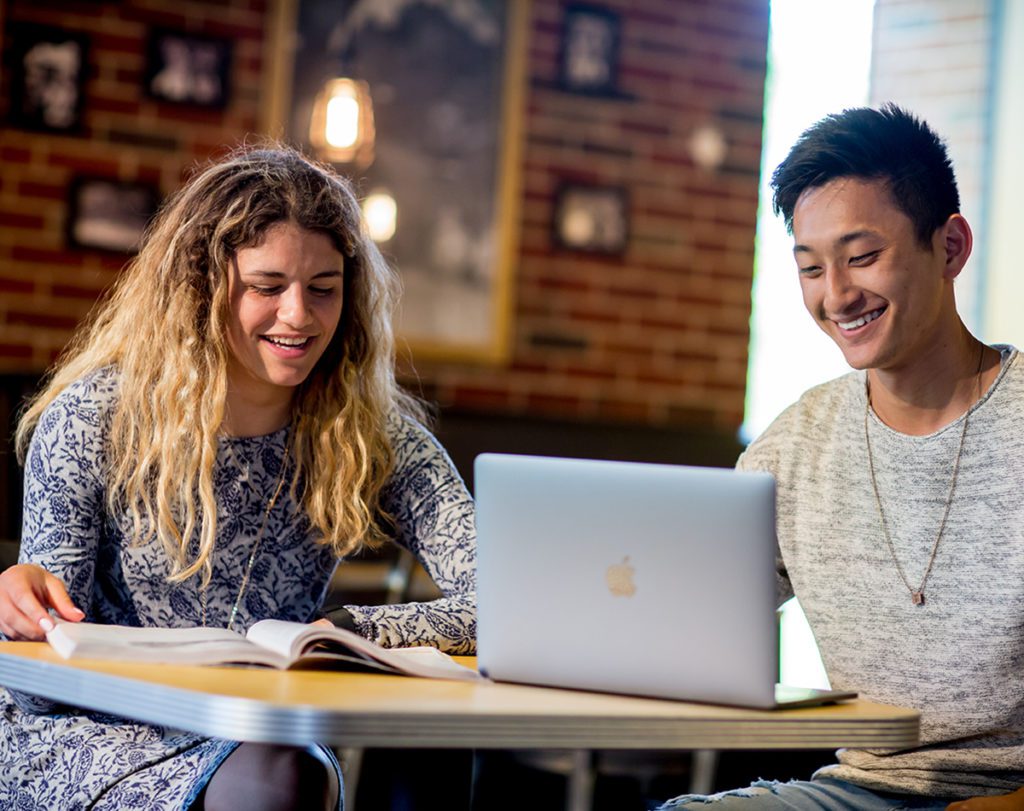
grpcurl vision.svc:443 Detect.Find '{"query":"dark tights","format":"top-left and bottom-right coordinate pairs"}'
top-left (191, 743), bottom-right (338, 811)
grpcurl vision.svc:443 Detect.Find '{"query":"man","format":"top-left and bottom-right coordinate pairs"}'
top-left (661, 105), bottom-right (1024, 809)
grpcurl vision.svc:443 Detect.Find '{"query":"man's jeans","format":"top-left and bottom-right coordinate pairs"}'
top-left (658, 778), bottom-right (955, 810)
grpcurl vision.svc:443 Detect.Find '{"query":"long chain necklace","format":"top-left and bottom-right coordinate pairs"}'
top-left (864, 343), bottom-right (984, 606)
top-left (201, 441), bottom-right (289, 631)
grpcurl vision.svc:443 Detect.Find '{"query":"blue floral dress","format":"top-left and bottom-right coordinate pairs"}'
top-left (0, 369), bottom-right (477, 810)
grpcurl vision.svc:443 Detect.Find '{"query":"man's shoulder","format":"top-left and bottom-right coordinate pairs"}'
top-left (760, 371), bottom-right (862, 441)
top-left (739, 371), bottom-right (863, 471)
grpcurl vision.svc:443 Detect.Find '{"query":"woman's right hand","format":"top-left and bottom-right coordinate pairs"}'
top-left (0, 564), bottom-right (85, 641)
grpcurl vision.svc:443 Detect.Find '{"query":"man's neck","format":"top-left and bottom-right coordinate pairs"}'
top-left (867, 332), bottom-right (997, 436)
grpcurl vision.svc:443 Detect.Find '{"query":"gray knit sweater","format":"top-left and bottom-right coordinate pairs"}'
top-left (738, 345), bottom-right (1024, 799)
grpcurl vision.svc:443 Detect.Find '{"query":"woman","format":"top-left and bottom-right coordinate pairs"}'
top-left (0, 146), bottom-right (476, 810)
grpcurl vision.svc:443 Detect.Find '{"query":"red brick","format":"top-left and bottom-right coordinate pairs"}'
top-left (450, 387), bottom-right (514, 411)
top-left (525, 392), bottom-right (583, 413)
top-left (91, 96), bottom-right (141, 115)
top-left (49, 154), bottom-right (121, 175)
top-left (0, 211), bottom-right (45, 228)
top-left (6, 311), bottom-right (82, 330)
top-left (1, 147), bottom-right (31, 163)
top-left (52, 284), bottom-right (108, 300)
top-left (11, 247), bottom-right (84, 267)
top-left (0, 344), bottom-right (32, 359)
top-left (93, 33), bottom-right (146, 54)
top-left (565, 366), bottom-right (617, 382)
top-left (596, 399), bottom-right (651, 422)
top-left (569, 309), bottom-right (622, 325)
top-left (535, 276), bottom-right (592, 294)
top-left (0, 278), bottom-right (34, 294)
top-left (18, 181), bottom-right (66, 201)
top-left (608, 286), bottom-right (660, 301)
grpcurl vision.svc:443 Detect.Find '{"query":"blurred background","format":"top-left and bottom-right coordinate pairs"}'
top-left (0, 0), bottom-right (1021, 807)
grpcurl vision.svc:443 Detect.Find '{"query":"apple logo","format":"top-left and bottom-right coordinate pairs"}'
top-left (605, 556), bottom-right (636, 597)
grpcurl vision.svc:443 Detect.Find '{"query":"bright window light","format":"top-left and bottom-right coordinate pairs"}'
top-left (745, 0), bottom-right (876, 443)
top-left (751, 0), bottom-right (876, 691)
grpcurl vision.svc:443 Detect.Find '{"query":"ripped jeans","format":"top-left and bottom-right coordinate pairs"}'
top-left (658, 777), bottom-right (955, 810)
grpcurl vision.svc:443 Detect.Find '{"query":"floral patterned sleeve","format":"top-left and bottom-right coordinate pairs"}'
top-left (343, 416), bottom-right (477, 654)
top-left (9, 373), bottom-right (113, 713)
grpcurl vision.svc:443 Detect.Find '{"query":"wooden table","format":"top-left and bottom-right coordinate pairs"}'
top-left (0, 642), bottom-right (918, 750)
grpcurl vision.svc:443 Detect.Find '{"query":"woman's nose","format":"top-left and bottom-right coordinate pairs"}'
top-left (277, 286), bottom-right (313, 327)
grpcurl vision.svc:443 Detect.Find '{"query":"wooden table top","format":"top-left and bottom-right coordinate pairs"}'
top-left (0, 642), bottom-right (919, 750)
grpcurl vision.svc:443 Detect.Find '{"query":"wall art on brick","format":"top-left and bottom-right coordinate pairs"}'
top-left (558, 3), bottom-right (621, 96)
top-left (7, 23), bottom-right (89, 133)
top-left (553, 183), bottom-right (629, 255)
top-left (67, 177), bottom-right (160, 254)
top-left (144, 28), bottom-right (232, 108)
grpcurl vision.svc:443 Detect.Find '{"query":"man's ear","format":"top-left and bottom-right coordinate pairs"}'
top-left (940, 214), bottom-right (973, 280)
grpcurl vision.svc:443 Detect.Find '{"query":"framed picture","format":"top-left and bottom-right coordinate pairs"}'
top-left (553, 183), bottom-right (629, 255)
top-left (7, 23), bottom-right (89, 133)
top-left (67, 177), bottom-right (160, 254)
top-left (144, 28), bottom-right (232, 108)
top-left (264, 0), bottom-right (529, 364)
top-left (558, 3), bottom-right (622, 96)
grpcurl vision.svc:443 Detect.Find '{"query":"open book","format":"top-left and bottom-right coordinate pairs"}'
top-left (45, 619), bottom-right (480, 681)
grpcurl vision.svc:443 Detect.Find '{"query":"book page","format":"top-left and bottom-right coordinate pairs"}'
top-left (46, 621), bottom-right (288, 668)
top-left (246, 619), bottom-right (480, 680)
top-left (243, 618), bottom-right (324, 659)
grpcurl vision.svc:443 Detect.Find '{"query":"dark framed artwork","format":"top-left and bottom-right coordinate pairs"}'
top-left (553, 183), bottom-right (629, 255)
top-left (265, 0), bottom-right (529, 363)
top-left (67, 177), bottom-right (160, 253)
top-left (7, 23), bottom-right (89, 133)
top-left (559, 3), bottom-right (621, 96)
top-left (144, 28), bottom-right (232, 108)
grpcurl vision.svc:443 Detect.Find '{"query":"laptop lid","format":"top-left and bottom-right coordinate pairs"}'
top-left (474, 453), bottom-right (783, 709)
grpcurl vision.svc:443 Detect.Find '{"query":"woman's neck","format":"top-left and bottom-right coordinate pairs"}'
top-left (222, 387), bottom-right (293, 438)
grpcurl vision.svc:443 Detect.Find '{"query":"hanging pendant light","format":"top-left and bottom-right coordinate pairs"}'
top-left (309, 77), bottom-right (375, 167)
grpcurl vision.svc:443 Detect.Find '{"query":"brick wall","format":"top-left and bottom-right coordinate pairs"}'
top-left (0, 0), bottom-right (267, 367)
top-left (0, 0), bottom-right (769, 435)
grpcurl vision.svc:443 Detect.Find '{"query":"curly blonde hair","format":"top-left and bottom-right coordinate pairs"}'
top-left (17, 145), bottom-right (423, 583)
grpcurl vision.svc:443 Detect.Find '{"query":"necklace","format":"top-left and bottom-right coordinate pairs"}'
top-left (201, 440), bottom-right (289, 631)
top-left (864, 343), bottom-right (985, 606)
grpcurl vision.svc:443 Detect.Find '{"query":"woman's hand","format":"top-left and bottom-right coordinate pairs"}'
top-left (948, 787), bottom-right (1024, 810)
top-left (0, 564), bottom-right (85, 641)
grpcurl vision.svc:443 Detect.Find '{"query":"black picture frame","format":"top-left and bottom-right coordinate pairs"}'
top-left (553, 183), bottom-right (629, 255)
top-left (67, 177), bottom-right (160, 254)
top-left (558, 3), bottom-right (622, 96)
top-left (7, 23), bottom-right (89, 133)
top-left (143, 28), bottom-right (232, 108)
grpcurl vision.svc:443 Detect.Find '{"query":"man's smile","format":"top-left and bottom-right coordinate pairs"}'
top-left (835, 306), bottom-right (887, 332)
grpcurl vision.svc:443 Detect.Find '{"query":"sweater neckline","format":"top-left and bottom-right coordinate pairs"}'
top-left (861, 345), bottom-right (1017, 441)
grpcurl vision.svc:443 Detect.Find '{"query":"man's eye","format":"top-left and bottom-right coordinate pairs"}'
top-left (850, 251), bottom-right (879, 265)
top-left (798, 265), bottom-right (822, 277)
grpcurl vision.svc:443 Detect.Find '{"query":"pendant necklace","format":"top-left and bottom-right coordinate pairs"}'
top-left (864, 343), bottom-right (984, 607)
top-left (201, 439), bottom-right (289, 631)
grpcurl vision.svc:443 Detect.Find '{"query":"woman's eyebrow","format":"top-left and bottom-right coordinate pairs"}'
top-left (240, 269), bottom-right (344, 280)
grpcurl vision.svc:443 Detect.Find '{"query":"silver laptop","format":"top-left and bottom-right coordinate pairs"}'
top-left (474, 453), bottom-right (855, 709)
